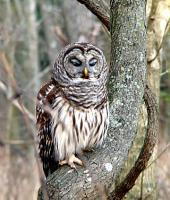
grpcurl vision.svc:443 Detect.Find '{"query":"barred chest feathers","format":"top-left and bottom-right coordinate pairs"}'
top-left (51, 86), bottom-right (109, 161)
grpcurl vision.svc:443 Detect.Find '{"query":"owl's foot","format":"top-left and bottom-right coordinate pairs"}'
top-left (59, 154), bottom-right (83, 169)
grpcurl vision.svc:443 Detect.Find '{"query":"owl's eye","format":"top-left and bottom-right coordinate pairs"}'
top-left (89, 58), bottom-right (97, 67)
top-left (70, 58), bottom-right (82, 67)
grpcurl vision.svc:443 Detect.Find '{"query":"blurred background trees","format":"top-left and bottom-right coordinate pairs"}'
top-left (0, 0), bottom-right (169, 199)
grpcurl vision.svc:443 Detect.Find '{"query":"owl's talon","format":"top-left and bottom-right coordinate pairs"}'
top-left (70, 163), bottom-right (76, 169)
top-left (72, 155), bottom-right (83, 166)
top-left (59, 160), bottom-right (67, 165)
top-left (59, 154), bottom-right (83, 168)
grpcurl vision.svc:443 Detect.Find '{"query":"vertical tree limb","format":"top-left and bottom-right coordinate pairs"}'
top-left (108, 86), bottom-right (158, 200)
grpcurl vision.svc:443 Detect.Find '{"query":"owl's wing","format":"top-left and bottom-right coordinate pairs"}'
top-left (36, 81), bottom-right (58, 177)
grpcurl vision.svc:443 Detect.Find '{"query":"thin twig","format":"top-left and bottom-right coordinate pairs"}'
top-left (160, 69), bottom-right (169, 76)
top-left (0, 80), bottom-right (35, 122)
top-left (24, 66), bottom-right (50, 90)
top-left (54, 26), bottom-right (69, 46)
top-left (146, 142), bottom-right (170, 169)
top-left (0, 139), bottom-right (35, 145)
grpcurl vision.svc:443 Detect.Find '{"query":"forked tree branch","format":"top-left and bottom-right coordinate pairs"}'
top-left (77, 0), bottom-right (158, 199)
top-left (108, 85), bottom-right (158, 200)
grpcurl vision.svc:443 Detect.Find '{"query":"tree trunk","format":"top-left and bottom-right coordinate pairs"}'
top-left (113, 0), bottom-right (170, 199)
top-left (109, 1), bottom-right (148, 199)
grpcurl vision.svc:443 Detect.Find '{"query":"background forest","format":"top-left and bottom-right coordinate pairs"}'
top-left (0, 0), bottom-right (170, 199)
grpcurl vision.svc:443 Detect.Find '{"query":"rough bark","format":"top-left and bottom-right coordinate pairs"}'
top-left (37, 1), bottom-right (157, 199)
top-left (108, 86), bottom-right (158, 200)
top-left (114, 1), bottom-right (161, 199)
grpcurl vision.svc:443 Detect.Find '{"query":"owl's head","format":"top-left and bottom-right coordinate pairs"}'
top-left (52, 43), bottom-right (108, 86)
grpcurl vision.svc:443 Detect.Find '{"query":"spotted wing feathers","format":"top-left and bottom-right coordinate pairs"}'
top-left (36, 81), bottom-right (58, 177)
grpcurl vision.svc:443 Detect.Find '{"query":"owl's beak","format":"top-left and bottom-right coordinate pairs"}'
top-left (82, 67), bottom-right (89, 79)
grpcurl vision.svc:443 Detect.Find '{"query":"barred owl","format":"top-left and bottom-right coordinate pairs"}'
top-left (36, 43), bottom-right (109, 177)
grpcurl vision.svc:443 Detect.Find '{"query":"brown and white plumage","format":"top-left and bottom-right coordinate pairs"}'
top-left (36, 43), bottom-right (109, 177)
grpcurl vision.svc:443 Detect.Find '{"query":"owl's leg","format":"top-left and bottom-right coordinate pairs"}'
top-left (59, 154), bottom-right (83, 169)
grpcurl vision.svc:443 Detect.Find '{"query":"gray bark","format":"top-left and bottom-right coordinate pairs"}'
top-left (38, 1), bottom-right (146, 199)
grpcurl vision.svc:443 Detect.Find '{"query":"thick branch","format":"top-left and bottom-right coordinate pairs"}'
top-left (76, 1), bottom-right (158, 199)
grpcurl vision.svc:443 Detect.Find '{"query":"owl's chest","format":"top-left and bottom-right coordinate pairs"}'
top-left (51, 97), bottom-right (107, 152)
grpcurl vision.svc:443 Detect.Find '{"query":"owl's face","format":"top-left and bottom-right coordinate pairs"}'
top-left (53, 43), bottom-right (108, 86)
top-left (63, 47), bottom-right (104, 80)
